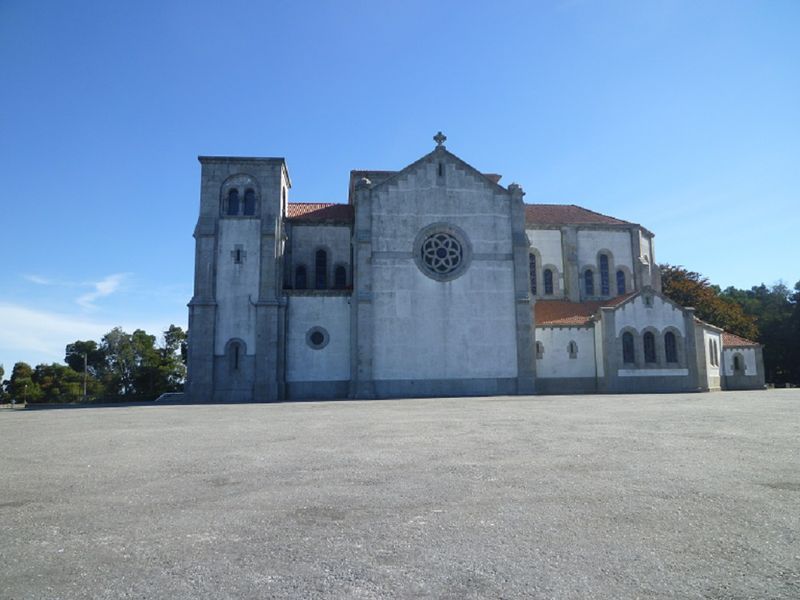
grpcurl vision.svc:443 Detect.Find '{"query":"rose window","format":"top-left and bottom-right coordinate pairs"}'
top-left (421, 232), bottom-right (463, 275)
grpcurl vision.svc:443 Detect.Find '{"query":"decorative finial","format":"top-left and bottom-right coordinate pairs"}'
top-left (433, 131), bottom-right (447, 147)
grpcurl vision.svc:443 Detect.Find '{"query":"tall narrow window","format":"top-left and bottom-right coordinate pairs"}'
top-left (315, 249), bottom-right (328, 290)
top-left (599, 254), bottom-right (610, 296)
top-left (227, 189), bottom-right (240, 215)
top-left (529, 254), bottom-right (537, 295)
top-left (713, 340), bottom-right (719, 366)
top-left (228, 341), bottom-right (242, 372)
top-left (733, 354), bottom-right (742, 373)
top-left (295, 265), bottom-right (307, 290)
top-left (584, 269), bottom-right (594, 296)
top-left (535, 341), bottom-right (544, 359)
top-left (243, 189), bottom-right (256, 215)
top-left (665, 331), bottom-right (678, 363)
top-left (644, 332), bottom-right (656, 363)
top-left (334, 265), bottom-right (347, 289)
top-left (622, 332), bottom-right (635, 364)
top-left (567, 341), bottom-right (578, 359)
top-left (544, 269), bottom-right (554, 295)
top-left (616, 270), bottom-right (626, 295)
top-left (708, 339), bottom-right (715, 366)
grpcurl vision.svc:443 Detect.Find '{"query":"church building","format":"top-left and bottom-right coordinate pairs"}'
top-left (185, 134), bottom-right (765, 402)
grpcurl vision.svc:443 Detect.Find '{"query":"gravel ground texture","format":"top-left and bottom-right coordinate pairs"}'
top-left (1, 390), bottom-right (799, 599)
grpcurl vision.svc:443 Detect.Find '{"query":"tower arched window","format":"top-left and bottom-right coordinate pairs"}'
top-left (544, 269), bottom-right (554, 295)
top-left (584, 269), bottom-right (594, 296)
top-left (315, 249), bottom-right (328, 290)
top-left (529, 254), bottom-right (537, 295)
top-left (622, 332), bottom-right (635, 364)
top-left (616, 270), bottom-right (626, 295)
top-left (665, 331), bottom-right (678, 363)
top-left (243, 189), bottom-right (256, 215)
top-left (334, 265), bottom-right (347, 289)
top-left (295, 265), bottom-right (307, 290)
top-left (227, 340), bottom-right (244, 372)
top-left (227, 189), bottom-right (240, 215)
top-left (599, 254), bottom-right (610, 296)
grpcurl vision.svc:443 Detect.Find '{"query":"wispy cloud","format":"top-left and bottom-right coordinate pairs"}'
top-left (24, 274), bottom-right (59, 285)
top-left (0, 302), bottom-right (183, 370)
top-left (76, 273), bottom-right (128, 309)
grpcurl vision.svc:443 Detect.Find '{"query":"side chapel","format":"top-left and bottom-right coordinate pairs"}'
top-left (186, 133), bottom-right (765, 401)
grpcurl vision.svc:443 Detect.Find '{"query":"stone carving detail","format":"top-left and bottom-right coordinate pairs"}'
top-left (413, 223), bottom-right (472, 282)
top-left (421, 232), bottom-right (463, 275)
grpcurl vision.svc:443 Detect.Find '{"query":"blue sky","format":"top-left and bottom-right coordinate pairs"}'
top-left (1, 0), bottom-right (798, 371)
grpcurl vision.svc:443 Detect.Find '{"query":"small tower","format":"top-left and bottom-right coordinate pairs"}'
top-left (186, 156), bottom-right (291, 402)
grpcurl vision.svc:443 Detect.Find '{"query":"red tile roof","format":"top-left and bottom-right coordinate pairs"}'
top-left (722, 332), bottom-right (760, 348)
top-left (286, 203), bottom-right (353, 222)
top-left (525, 204), bottom-right (632, 227)
top-left (535, 294), bottom-right (635, 326)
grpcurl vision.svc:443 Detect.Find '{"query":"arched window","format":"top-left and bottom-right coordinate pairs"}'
top-left (227, 189), bottom-right (240, 215)
top-left (644, 331), bottom-right (656, 363)
top-left (616, 270), bottom-right (626, 295)
top-left (529, 254), bottom-right (537, 295)
top-left (665, 331), bottom-right (678, 363)
top-left (227, 340), bottom-right (244, 372)
top-left (708, 339), bottom-right (715, 366)
top-left (315, 249), bottom-right (328, 290)
top-left (584, 269), bottom-right (594, 296)
top-left (599, 254), bottom-right (610, 296)
top-left (567, 341), bottom-right (578, 359)
top-left (622, 332), bottom-right (635, 364)
top-left (733, 354), bottom-right (743, 373)
top-left (544, 269), bottom-right (554, 295)
top-left (334, 265), bottom-right (347, 289)
top-left (243, 189), bottom-right (256, 215)
top-left (295, 265), bottom-right (307, 290)
top-left (535, 341), bottom-right (544, 359)
top-left (713, 340), bottom-right (719, 366)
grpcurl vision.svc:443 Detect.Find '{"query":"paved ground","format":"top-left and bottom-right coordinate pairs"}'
top-left (1, 391), bottom-right (799, 599)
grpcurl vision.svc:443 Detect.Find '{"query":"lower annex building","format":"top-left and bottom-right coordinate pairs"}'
top-left (185, 134), bottom-right (765, 402)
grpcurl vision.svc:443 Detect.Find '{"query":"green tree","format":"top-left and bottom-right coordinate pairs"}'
top-left (660, 265), bottom-right (758, 340)
top-left (720, 281), bottom-right (799, 385)
top-left (0, 364), bottom-right (6, 403)
top-left (32, 363), bottom-right (103, 403)
top-left (7, 362), bottom-right (42, 404)
top-left (65, 340), bottom-right (106, 378)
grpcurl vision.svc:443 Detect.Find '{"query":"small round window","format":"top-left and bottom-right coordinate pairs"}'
top-left (413, 223), bottom-right (472, 282)
top-left (306, 326), bottom-right (329, 350)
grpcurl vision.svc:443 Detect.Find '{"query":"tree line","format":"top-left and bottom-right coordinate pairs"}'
top-left (0, 325), bottom-right (186, 404)
top-left (660, 265), bottom-right (800, 385)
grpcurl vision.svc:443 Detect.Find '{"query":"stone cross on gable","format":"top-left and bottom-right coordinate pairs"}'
top-left (433, 131), bottom-right (447, 147)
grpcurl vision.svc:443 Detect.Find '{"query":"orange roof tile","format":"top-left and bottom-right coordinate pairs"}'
top-left (722, 332), bottom-right (760, 348)
top-left (525, 204), bottom-right (632, 227)
top-left (535, 294), bottom-right (635, 326)
top-left (286, 202), bottom-right (353, 222)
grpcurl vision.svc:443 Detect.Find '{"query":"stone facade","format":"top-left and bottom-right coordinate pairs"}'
top-left (186, 137), bottom-right (765, 401)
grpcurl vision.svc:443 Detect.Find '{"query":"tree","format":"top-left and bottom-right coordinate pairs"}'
top-left (0, 364), bottom-right (6, 403)
top-left (7, 362), bottom-right (42, 404)
top-left (32, 363), bottom-right (102, 403)
top-left (65, 340), bottom-right (106, 378)
top-left (660, 265), bottom-right (758, 340)
top-left (720, 280), bottom-right (799, 385)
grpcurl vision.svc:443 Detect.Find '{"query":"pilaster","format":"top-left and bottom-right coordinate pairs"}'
top-left (350, 178), bottom-right (375, 398)
top-left (509, 183), bottom-right (536, 395)
top-left (561, 226), bottom-right (580, 302)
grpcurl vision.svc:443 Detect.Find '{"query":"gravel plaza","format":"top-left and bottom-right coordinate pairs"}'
top-left (1, 390), bottom-right (798, 599)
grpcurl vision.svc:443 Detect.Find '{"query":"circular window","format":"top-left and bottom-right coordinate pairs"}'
top-left (306, 326), bottom-right (329, 350)
top-left (413, 223), bottom-right (472, 282)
